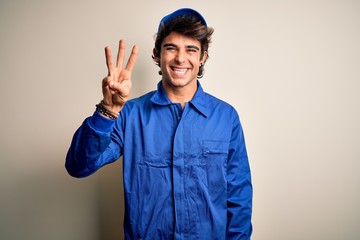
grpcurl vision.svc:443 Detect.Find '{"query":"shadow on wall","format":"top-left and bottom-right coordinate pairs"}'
top-left (96, 159), bottom-right (125, 240)
top-left (0, 155), bottom-right (124, 240)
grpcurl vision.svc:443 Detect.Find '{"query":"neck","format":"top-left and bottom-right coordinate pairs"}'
top-left (162, 81), bottom-right (197, 109)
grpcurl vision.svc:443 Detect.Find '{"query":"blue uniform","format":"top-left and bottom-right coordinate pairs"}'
top-left (66, 81), bottom-right (252, 239)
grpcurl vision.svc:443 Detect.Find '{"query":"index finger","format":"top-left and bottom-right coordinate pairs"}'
top-left (125, 45), bottom-right (139, 72)
top-left (105, 46), bottom-right (114, 76)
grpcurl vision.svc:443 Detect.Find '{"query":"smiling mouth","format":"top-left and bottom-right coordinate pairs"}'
top-left (171, 67), bottom-right (188, 76)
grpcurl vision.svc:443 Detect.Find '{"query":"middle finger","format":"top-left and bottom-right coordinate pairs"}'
top-left (116, 39), bottom-right (126, 68)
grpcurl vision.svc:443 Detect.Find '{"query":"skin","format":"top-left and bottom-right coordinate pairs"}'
top-left (102, 40), bottom-right (138, 113)
top-left (154, 32), bottom-right (207, 108)
top-left (101, 31), bottom-right (207, 117)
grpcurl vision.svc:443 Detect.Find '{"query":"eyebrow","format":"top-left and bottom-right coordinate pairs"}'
top-left (163, 43), bottom-right (200, 51)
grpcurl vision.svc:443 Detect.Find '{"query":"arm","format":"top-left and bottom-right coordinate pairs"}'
top-left (226, 112), bottom-right (253, 239)
top-left (65, 112), bottom-right (119, 177)
top-left (65, 40), bottom-right (138, 177)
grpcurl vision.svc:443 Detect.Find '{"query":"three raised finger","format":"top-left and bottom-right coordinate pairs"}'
top-left (105, 40), bottom-right (139, 77)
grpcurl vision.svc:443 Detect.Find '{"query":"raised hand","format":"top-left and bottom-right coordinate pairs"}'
top-left (102, 39), bottom-right (138, 113)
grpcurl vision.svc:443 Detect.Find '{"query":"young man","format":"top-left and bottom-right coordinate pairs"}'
top-left (66, 8), bottom-right (253, 239)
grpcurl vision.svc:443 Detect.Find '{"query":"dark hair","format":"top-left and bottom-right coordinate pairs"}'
top-left (152, 15), bottom-right (214, 78)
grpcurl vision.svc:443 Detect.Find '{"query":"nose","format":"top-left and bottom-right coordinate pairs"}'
top-left (175, 49), bottom-right (186, 64)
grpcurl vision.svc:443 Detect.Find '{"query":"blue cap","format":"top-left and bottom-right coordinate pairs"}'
top-left (157, 8), bottom-right (207, 33)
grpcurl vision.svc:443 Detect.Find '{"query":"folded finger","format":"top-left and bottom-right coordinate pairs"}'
top-left (102, 76), bottom-right (115, 99)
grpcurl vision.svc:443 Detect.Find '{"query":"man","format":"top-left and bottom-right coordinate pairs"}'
top-left (66, 8), bottom-right (253, 239)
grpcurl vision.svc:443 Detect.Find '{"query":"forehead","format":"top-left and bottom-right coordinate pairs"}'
top-left (162, 32), bottom-right (201, 47)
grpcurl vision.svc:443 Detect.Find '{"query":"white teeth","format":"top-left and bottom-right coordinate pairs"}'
top-left (173, 68), bottom-right (187, 74)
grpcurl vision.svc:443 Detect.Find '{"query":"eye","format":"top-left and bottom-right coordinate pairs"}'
top-left (187, 47), bottom-right (199, 54)
top-left (165, 46), bottom-right (176, 51)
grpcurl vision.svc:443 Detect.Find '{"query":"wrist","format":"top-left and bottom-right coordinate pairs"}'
top-left (96, 100), bottom-right (119, 120)
top-left (101, 100), bottom-right (124, 113)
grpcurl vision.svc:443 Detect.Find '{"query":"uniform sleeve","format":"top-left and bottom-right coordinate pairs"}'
top-left (226, 111), bottom-right (253, 239)
top-left (65, 111), bottom-right (123, 178)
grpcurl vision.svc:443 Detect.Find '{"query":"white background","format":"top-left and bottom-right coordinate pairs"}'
top-left (1, 0), bottom-right (359, 239)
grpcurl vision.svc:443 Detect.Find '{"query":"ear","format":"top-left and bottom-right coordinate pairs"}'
top-left (153, 48), bottom-right (160, 63)
top-left (200, 50), bottom-right (208, 65)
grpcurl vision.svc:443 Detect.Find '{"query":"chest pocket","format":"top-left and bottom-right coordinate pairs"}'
top-left (202, 140), bottom-right (229, 165)
top-left (199, 140), bottom-right (229, 194)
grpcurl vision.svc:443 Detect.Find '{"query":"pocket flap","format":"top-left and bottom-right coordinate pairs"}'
top-left (203, 140), bottom-right (228, 155)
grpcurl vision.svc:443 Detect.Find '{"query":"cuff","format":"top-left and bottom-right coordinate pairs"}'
top-left (89, 110), bottom-right (115, 133)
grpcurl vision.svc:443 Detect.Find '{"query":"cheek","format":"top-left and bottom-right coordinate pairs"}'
top-left (190, 57), bottom-right (201, 66)
top-left (159, 55), bottom-right (172, 67)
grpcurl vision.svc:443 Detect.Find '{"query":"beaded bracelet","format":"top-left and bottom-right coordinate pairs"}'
top-left (96, 101), bottom-right (119, 120)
